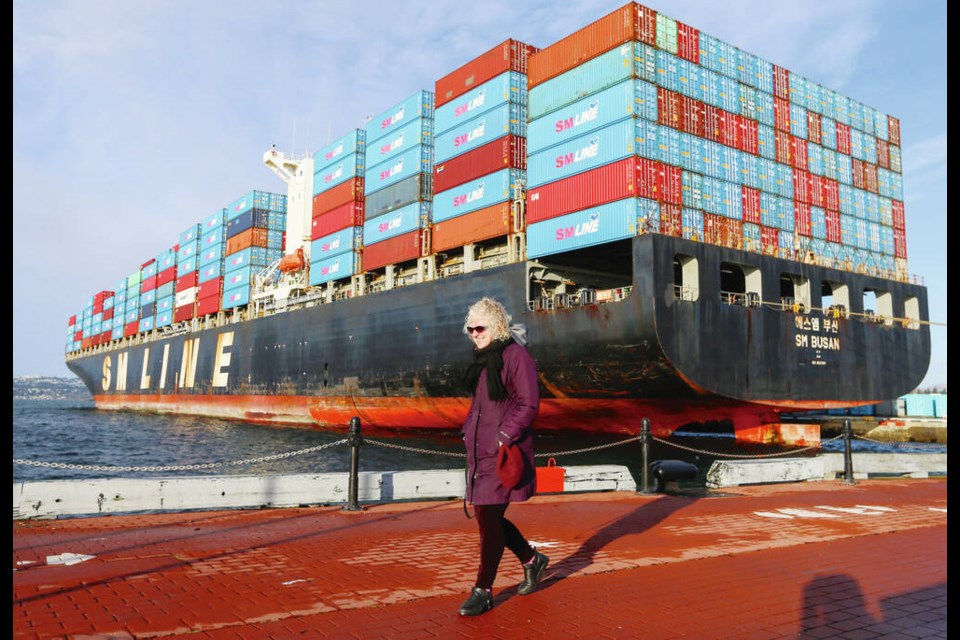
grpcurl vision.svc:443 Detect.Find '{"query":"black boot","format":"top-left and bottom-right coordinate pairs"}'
top-left (458, 587), bottom-right (493, 616)
top-left (518, 551), bottom-right (549, 595)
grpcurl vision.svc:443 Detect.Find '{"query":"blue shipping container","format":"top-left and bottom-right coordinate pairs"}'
top-left (313, 129), bottom-right (366, 173)
top-left (527, 78), bottom-right (658, 155)
top-left (365, 117), bottom-right (434, 168)
top-left (527, 118), bottom-right (636, 188)
top-left (198, 260), bottom-right (224, 284)
top-left (313, 152), bottom-right (365, 195)
top-left (434, 71), bottom-right (527, 136)
top-left (526, 198), bottom-right (638, 258)
top-left (222, 285), bottom-right (251, 310)
top-left (310, 226), bottom-right (363, 261)
top-left (364, 144), bottom-right (433, 195)
top-left (363, 201), bottom-right (431, 246)
top-left (365, 90), bottom-right (435, 146)
top-left (224, 266), bottom-right (254, 291)
top-left (309, 251), bottom-right (361, 286)
top-left (432, 169), bottom-right (523, 223)
top-left (434, 102), bottom-right (527, 163)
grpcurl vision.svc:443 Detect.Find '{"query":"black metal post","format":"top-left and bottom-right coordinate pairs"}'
top-left (842, 418), bottom-right (856, 485)
top-left (343, 416), bottom-right (365, 511)
top-left (639, 417), bottom-right (652, 494)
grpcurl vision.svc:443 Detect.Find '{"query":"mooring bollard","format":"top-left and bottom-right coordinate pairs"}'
top-left (343, 416), bottom-right (365, 511)
top-left (638, 417), bottom-right (653, 494)
top-left (842, 417), bottom-right (856, 485)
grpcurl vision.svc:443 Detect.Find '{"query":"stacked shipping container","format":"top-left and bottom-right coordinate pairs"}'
top-left (361, 90), bottom-right (436, 272)
top-left (222, 190), bottom-right (286, 309)
top-left (310, 129), bottom-right (367, 286)
top-left (431, 39), bottom-right (537, 252)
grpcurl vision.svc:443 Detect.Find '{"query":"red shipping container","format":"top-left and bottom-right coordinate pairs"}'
top-left (792, 168), bottom-right (810, 204)
top-left (738, 117), bottom-right (758, 155)
top-left (659, 163), bottom-right (682, 205)
top-left (761, 225), bottom-right (779, 255)
top-left (772, 64), bottom-right (790, 100)
top-left (702, 104), bottom-right (723, 143)
top-left (703, 212), bottom-right (743, 249)
top-left (68, 314), bottom-right (77, 326)
top-left (722, 112), bottom-right (740, 149)
top-left (197, 277), bottom-right (223, 301)
top-left (835, 122), bottom-right (851, 155)
top-left (637, 157), bottom-right (660, 200)
top-left (435, 39), bottom-right (539, 107)
top-left (361, 229), bottom-right (422, 271)
top-left (807, 111), bottom-right (822, 144)
top-left (81, 337), bottom-right (92, 350)
top-left (100, 330), bottom-right (112, 344)
top-left (893, 227), bottom-right (907, 258)
top-left (312, 201), bottom-right (365, 240)
top-left (91, 333), bottom-right (101, 347)
top-left (678, 95), bottom-right (703, 138)
top-left (676, 21), bottom-right (699, 64)
top-left (527, 157), bottom-right (639, 223)
top-left (660, 203), bottom-right (682, 237)
top-left (864, 163), bottom-right (878, 194)
top-left (156, 265), bottom-right (177, 287)
top-left (823, 178), bottom-right (840, 212)
top-left (73, 330), bottom-right (82, 342)
top-left (434, 135), bottom-right (526, 193)
top-left (742, 186), bottom-right (761, 224)
top-left (888, 115), bottom-right (901, 145)
top-left (527, 2), bottom-right (657, 88)
top-left (774, 129), bottom-right (792, 166)
top-left (657, 87), bottom-right (681, 129)
top-left (102, 307), bottom-right (114, 322)
top-left (794, 201), bottom-right (812, 237)
top-left (773, 96), bottom-right (791, 132)
top-left (176, 271), bottom-right (199, 292)
top-left (174, 303), bottom-right (196, 323)
top-left (93, 290), bottom-right (112, 305)
top-left (432, 202), bottom-right (513, 252)
top-left (790, 134), bottom-right (808, 171)
top-left (141, 258), bottom-right (156, 269)
top-left (140, 274), bottom-right (157, 293)
top-left (196, 294), bottom-right (221, 316)
top-left (892, 200), bottom-right (906, 230)
top-left (876, 138), bottom-right (890, 169)
top-left (312, 177), bottom-right (364, 216)
top-left (123, 322), bottom-right (138, 338)
top-left (825, 209), bottom-right (841, 243)
top-left (226, 227), bottom-right (269, 255)
top-left (851, 158), bottom-right (866, 190)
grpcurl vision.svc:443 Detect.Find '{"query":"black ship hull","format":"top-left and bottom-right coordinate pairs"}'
top-left (66, 234), bottom-right (930, 436)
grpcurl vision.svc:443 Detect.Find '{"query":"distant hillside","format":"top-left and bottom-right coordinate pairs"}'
top-left (13, 376), bottom-right (92, 401)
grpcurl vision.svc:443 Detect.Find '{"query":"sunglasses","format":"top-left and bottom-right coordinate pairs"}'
top-left (467, 326), bottom-right (487, 335)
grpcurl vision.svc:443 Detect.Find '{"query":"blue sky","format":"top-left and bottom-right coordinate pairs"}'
top-left (13, 0), bottom-right (946, 389)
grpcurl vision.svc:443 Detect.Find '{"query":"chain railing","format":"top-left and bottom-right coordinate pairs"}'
top-left (14, 417), bottom-right (944, 499)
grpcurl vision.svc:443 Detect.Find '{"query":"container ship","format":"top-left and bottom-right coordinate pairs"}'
top-left (64, 2), bottom-right (930, 438)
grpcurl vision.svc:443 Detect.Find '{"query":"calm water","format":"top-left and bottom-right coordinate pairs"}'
top-left (12, 399), bottom-right (944, 487)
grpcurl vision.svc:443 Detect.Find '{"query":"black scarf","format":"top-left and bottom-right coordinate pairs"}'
top-left (463, 338), bottom-right (513, 401)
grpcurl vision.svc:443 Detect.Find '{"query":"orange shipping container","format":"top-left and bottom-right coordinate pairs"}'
top-left (312, 177), bottom-right (364, 217)
top-left (435, 39), bottom-right (539, 108)
top-left (361, 230), bottom-right (423, 271)
top-left (226, 227), bottom-right (269, 255)
top-left (431, 203), bottom-right (513, 252)
top-left (888, 116), bottom-right (901, 145)
top-left (703, 213), bottom-right (742, 249)
top-left (660, 203), bottom-right (682, 238)
top-left (527, 2), bottom-right (657, 88)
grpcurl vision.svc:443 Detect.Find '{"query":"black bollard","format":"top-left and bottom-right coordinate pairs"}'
top-left (343, 416), bottom-right (365, 511)
top-left (841, 418), bottom-right (856, 485)
top-left (638, 417), bottom-right (653, 494)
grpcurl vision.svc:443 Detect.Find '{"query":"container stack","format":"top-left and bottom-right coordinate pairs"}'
top-left (309, 129), bottom-right (367, 287)
top-left (107, 280), bottom-right (124, 341)
top-left (361, 90), bottom-right (435, 272)
top-left (174, 223), bottom-right (201, 322)
top-left (196, 209), bottom-right (228, 316)
top-left (430, 40), bottom-right (537, 254)
top-left (222, 190), bottom-right (287, 310)
top-left (522, 1), bottom-right (904, 273)
top-left (153, 246), bottom-right (177, 329)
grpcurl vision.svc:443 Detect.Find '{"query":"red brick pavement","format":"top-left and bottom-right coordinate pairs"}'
top-left (13, 478), bottom-right (946, 639)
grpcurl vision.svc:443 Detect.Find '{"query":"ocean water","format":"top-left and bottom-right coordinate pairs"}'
top-left (12, 399), bottom-right (943, 487)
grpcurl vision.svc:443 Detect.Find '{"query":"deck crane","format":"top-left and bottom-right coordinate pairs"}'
top-left (251, 146), bottom-right (316, 314)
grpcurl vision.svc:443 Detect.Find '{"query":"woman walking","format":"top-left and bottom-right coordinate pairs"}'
top-left (458, 297), bottom-right (549, 616)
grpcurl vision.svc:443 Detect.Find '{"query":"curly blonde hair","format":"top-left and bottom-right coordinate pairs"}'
top-left (463, 297), bottom-right (512, 342)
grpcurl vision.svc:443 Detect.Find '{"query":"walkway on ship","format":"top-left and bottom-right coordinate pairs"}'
top-left (13, 478), bottom-right (946, 639)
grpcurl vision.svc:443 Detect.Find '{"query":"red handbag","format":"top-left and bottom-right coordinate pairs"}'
top-left (496, 443), bottom-right (524, 489)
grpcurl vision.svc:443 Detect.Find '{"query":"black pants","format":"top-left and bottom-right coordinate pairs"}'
top-left (473, 503), bottom-right (535, 590)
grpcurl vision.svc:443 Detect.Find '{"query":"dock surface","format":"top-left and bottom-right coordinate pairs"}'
top-left (13, 478), bottom-right (946, 639)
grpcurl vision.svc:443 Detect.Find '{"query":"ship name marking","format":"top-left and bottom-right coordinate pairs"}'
top-left (140, 348), bottom-right (152, 389)
top-left (180, 338), bottom-right (200, 388)
top-left (98, 333), bottom-right (231, 392)
top-left (213, 332), bottom-right (234, 388)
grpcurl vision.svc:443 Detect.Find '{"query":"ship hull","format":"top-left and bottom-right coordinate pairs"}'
top-left (67, 234), bottom-right (930, 436)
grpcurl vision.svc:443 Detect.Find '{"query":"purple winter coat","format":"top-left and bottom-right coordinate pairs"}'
top-left (461, 341), bottom-right (540, 505)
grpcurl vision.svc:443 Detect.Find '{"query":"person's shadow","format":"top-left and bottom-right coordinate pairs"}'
top-left (799, 573), bottom-right (947, 638)
top-left (532, 493), bottom-right (697, 592)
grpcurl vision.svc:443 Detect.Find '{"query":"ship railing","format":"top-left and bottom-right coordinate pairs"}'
top-left (720, 291), bottom-right (747, 306)
top-left (674, 285), bottom-right (697, 301)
